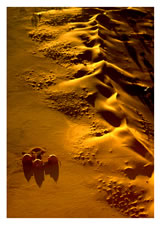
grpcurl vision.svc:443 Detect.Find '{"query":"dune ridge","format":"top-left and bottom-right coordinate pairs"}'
top-left (19, 7), bottom-right (154, 218)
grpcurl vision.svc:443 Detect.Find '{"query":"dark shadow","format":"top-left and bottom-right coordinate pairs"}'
top-left (111, 23), bottom-right (144, 71)
top-left (44, 162), bottom-right (59, 182)
top-left (96, 83), bottom-right (114, 98)
top-left (120, 34), bottom-right (143, 71)
top-left (121, 82), bottom-right (145, 96)
top-left (126, 19), bottom-right (151, 54)
top-left (105, 63), bottom-right (139, 88)
top-left (123, 163), bottom-right (154, 180)
top-left (98, 28), bottom-right (108, 40)
top-left (100, 110), bottom-right (122, 127)
top-left (77, 48), bottom-right (107, 63)
top-left (119, 8), bottom-right (154, 54)
top-left (124, 42), bottom-right (143, 71)
top-left (85, 92), bottom-right (97, 106)
top-left (143, 57), bottom-right (153, 74)
top-left (103, 63), bottom-right (154, 112)
top-left (73, 68), bottom-right (88, 78)
top-left (78, 49), bottom-right (92, 62)
top-left (120, 8), bottom-right (147, 20)
top-left (140, 52), bottom-right (154, 82)
top-left (22, 161), bottom-right (59, 186)
top-left (96, 14), bottom-right (120, 31)
top-left (84, 39), bottom-right (97, 48)
top-left (23, 164), bottom-right (33, 182)
top-left (96, 14), bottom-right (111, 28)
top-left (33, 167), bottom-right (45, 187)
top-left (127, 137), bottom-right (153, 161)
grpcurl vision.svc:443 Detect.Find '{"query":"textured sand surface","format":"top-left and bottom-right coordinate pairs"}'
top-left (7, 7), bottom-right (154, 218)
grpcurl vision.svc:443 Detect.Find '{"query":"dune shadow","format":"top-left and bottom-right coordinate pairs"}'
top-left (100, 110), bottom-right (122, 127)
top-left (120, 8), bottom-right (153, 53)
top-left (140, 52), bottom-right (154, 81)
top-left (96, 83), bottom-right (114, 98)
top-left (114, 32), bottom-right (143, 71)
top-left (126, 18), bottom-right (152, 54)
top-left (124, 41), bottom-right (143, 71)
top-left (104, 63), bottom-right (154, 112)
top-left (123, 163), bottom-right (154, 180)
top-left (85, 92), bottom-right (97, 106)
top-left (127, 137), bottom-right (154, 161)
top-left (44, 162), bottom-right (59, 182)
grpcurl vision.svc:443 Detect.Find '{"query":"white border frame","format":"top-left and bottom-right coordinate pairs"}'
top-left (0, 0), bottom-right (160, 225)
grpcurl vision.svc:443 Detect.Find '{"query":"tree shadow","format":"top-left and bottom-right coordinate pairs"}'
top-left (33, 167), bottom-right (45, 187)
top-left (44, 162), bottom-right (59, 183)
top-left (22, 161), bottom-right (59, 186)
top-left (23, 164), bottom-right (33, 182)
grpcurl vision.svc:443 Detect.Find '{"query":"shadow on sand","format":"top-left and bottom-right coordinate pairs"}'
top-left (44, 162), bottom-right (59, 182)
top-left (23, 162), bottom-right (59, 187)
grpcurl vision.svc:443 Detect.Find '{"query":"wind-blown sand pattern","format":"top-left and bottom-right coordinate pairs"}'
top-left (7, 7), bottom-right (154, 218)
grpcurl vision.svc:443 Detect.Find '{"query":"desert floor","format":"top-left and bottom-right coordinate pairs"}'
top-left (7, 7), bottom-right (154, 218)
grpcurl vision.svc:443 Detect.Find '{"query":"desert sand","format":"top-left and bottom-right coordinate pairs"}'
top-left (7, 7), bottom-right (154, 218)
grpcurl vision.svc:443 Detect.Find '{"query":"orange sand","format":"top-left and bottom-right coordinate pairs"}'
top-left (7, 7), bottom-right (154, 218)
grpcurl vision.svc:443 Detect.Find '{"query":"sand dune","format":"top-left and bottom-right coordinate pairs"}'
top-left (7, 7), bottom-right (154, 218)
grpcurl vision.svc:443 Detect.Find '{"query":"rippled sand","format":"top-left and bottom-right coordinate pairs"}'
top-left (7, 7), bottom-right (154, 218)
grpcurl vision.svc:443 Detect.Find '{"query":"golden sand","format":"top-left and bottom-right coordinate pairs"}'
top-left (7, 7), bottom-right (154, 218)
